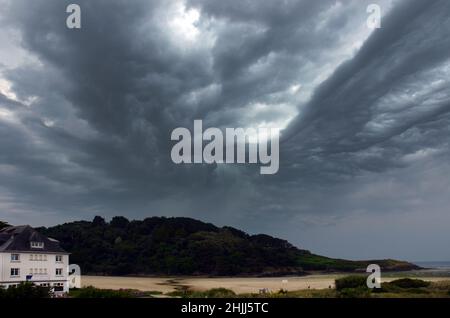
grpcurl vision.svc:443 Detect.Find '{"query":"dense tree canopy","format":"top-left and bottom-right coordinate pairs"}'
top-left (0, 221), bottom-right (10, 230)
top-left (38, 217), bottom-right (419, 276)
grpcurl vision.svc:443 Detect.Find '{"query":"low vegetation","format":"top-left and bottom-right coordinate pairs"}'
top-left (69, 286), bottom-right (162, 298)
top-left (387, 278), bottom-right (431, 288)
top-left (64, 277), bottom-right (450, 298)
top-left (172, 277), bottom-right (449, 299)
top-left (167, 287), bottom-right (237, 298)
top-left (298, 254), bottom-right (420, 272)
top-left (334, 277), bottom-right (448, 298)
top-left (0, 282), bottom-right (51, 298)
top-left (69, 286), bottom-right (134, 298)
top-left (335, 275), bottom-right (368, 291)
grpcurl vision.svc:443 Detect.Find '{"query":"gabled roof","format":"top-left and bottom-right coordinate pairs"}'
top-left (0, 225), bottom-right (68, 254)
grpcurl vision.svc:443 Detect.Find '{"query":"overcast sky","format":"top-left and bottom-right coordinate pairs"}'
top-left (1, 0), bottom-right (449, 261)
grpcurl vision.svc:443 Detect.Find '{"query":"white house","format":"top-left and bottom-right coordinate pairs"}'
top-left (0, 225), bottom-right (70, 295)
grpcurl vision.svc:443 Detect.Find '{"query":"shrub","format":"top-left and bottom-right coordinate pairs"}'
top-left (335, 275), bottom-right (368, 291)
top-left (374, 283), bottom-right (401, 293)
top-left (202, 288), bottom-right (236, 298)
top-left (166, 288), bottom-right (193, 298)
top-left (146, 290), bottom-right (163, 296)
top-left (404, 288), bottom-right (429, 294)
top-left (169, 288), bottom-right (236, 298)
top-left (0, 282), bottom-right (51, 298)
top-left (70, 286), bottom-right (133, 298)
top-left (388, 278), bottom-right (430, 289)
top-left (338, 287), bottom-right (372, 298)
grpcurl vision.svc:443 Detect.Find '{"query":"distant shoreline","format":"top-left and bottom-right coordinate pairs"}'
top-left (414, 261), bottom-right (450, 269)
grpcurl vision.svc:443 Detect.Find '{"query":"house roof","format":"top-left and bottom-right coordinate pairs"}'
top-left (0, 225), bottom-right (68, 254)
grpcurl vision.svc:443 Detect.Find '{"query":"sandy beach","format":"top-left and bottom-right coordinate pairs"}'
top-left (81, 274), bottom-right (450, 294)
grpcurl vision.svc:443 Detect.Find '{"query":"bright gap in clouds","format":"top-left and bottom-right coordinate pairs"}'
top-left (168, 1), bottom-right (201, 43)
top-left (244, 102), bottom-right (298, 144)
top-left (0, 78), bottom-right (18, 101)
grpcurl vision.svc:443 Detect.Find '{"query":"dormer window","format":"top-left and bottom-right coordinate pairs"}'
top-left (30, 241), bottom-right (44, 249)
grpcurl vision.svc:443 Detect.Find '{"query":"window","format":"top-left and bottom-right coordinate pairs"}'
top-left (11, 254), bottom-right (20, 262)
top-left (56, 255), bottom-right (63, 262)
top-left (38, 254), bottom-right (42, 261)
top-left (30, 241), bottom-right (44, 249)
top-left (29, 254), bottom-right (34, 261)
top-left (10, 268), bottom-right (20, 277)
top-left (55, 268), bottom-right (63, 276)
top-left (53, 284), bottom-right (64, 291)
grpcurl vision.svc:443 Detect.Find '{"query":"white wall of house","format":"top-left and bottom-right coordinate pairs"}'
top-left (0, 252), bottom-right (69, 293)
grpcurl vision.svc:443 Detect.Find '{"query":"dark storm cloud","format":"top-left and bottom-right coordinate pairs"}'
top-left (1, 0), bottom-right (450, 259)
top-left (4, 0), bottom-right (213, 188)
top-left (260, 0), bottom-right (450, 216)
top-left (283, 0), bottom-right (450, 148)
top-left (1, 0), bottom-right (367, 211)
top-left (184, 0), bottom-right (380, 126)
top-left (248, 0), bottom-right (450, 235)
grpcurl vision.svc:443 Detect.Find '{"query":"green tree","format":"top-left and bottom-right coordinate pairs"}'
top-left (0, 220), bottom-right (10, 230)
top-left (110, 216), bottom-right (130, 228)
top-left (92, 216), bottom-right (106, 227)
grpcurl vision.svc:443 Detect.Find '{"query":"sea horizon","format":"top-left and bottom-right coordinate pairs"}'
top-left (414, 261), bottom-right (450, 270)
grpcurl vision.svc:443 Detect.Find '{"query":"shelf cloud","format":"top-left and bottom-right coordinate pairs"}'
top-left (1, 0), bottom-right (449, 260)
